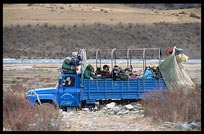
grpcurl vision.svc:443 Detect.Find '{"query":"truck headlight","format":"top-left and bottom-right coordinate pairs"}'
top-left (26, 90), bottom-right (35, 97)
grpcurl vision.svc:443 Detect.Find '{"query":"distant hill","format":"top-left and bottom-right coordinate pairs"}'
top-left (3, 4), bottom-right (201, 59)
top-left (126, 4), bottom-right (201, 10)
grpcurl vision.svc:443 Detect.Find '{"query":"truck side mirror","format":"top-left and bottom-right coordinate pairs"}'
top-left (59, 78), bottom-right (65, 87)
top-left (62, 79), bottom-right (66, 86)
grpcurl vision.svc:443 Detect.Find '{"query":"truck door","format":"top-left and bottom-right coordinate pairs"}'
top-left (58, 76), bottom-right (80, 107)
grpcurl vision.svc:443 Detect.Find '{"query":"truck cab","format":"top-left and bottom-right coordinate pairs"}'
top-left (26, 73), bottom-right (83, 108)
top-left (57, 73), bottom-right (82, 107)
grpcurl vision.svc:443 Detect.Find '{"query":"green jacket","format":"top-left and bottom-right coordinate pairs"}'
top-left (62, 61), bottom-right (76, 71)
top-left (84, 64), bottom-right (92, 79)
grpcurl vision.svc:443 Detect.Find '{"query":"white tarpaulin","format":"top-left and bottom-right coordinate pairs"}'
top-left (159, 47), bottom-right (195, 93)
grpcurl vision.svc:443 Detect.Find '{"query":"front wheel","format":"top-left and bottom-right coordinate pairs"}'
top-left (38, 102), bottom-right (57, 111)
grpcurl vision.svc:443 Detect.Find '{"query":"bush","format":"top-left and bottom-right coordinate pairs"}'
top-left (3, 91), bottom-right (61, 131)
top-left (10, 82), bottom-right (27, 92)
top-left (141, 89), bottom-right (201, 123)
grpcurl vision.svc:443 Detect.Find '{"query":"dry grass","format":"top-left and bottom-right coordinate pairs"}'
top-left (3, 91), bottom-right (61, 131)
top-left (141, 88), bottom-right (201, 123)
top-left (3, 4), bottom-right (201, 26)
top-left (3, 22), bottom-right (201, 59)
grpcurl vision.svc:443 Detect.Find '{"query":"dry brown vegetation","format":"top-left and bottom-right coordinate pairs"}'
top-left (3, 91), bottom-right (61, 131)
top-left (3, 22), bottom-right (201, 59)
top-left (3, 4), bottom-right (201, 59)
top-left (141, 89), bottom-right (201, 123)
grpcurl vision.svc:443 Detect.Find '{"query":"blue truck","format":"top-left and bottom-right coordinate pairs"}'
top-left (26, 48), bottom-right (167, 110)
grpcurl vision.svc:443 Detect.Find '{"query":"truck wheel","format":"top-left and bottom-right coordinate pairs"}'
top-left (39, 103), bottom-right (56, 111)
top-left (66, 107), bottom-right (76, 112)
top-left (85, 104), bottom-right (95, 111)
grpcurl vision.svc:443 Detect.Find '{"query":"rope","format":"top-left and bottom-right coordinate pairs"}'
top-left (33, 90), bottom-right (42, 105)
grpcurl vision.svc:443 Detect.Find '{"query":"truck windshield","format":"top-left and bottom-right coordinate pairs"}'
top-left (62, 76), bottom-right (75, 87)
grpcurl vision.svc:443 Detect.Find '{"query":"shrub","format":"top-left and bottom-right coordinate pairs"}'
top-left (189, 13), bottom-right (200, 19)
top-left (10, 82), bottom-right (27, 92)
top-left (27, 24), bottom-right (31, 28)
top-left (141, 89), bottom-right (201, 123)
top-left (73, 24), bottom-right (77, 28)
top-left (3, 91), bottom-right (61, 131)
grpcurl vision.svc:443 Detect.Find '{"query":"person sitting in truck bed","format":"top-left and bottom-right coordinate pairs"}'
top-left (95, 67), bottom-right (102, 78)
top-left (101, 65), bottom-right (111, 79)
top-left (119, 69), bottom-right (129, 80)
top-left (129, 71), bottom-right (140, 78)
top-left (154, 66), bottom-right (163, 79)
top-left (84, 64), bottom-right (96, 80)
top-left (111, 65), bottom-right (130, 80)
top-left (140, 66), bottom-right (155, 79)
top-left (111, 65), bottom-right (121, 80)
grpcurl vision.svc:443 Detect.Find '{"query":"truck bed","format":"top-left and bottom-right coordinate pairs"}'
top-left (81, 78), bottom-right (166, 101)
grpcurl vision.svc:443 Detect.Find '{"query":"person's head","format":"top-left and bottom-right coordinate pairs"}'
top-left (120, 69), bottom-right (125, 74)
top-left (103, 65), bottom-right (109, 71)
top-left (144, 66), bottom-right (149, 71)
top-left (72, 52), bottom-right (78, 58)
top-left (66, 77), bottom-right (71, 81)
top-left (64, 57), bottom-right (72, 64)
top-left (125, 67), bottom-right (132, 73)
top-left (96, 67), bottom-right (101, 70)
top-left (86, 64), bottom-right (92, 71)
top-left (151, 66), bottom-right (156, 72)
top-left (167, 47), bottom-right (173, 55)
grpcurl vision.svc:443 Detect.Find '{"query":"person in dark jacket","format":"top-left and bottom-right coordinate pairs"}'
top-left (111, 65), bottom-right (121, 80)
top-left (62, 57), bottom-right (76, 73)
top-left (101, 65), bottom-right (111, 79)
top-left (118, 69), bottom-right (129, 80)
top-left (96, 67), bottom-right (102, 75)
top-left (95, 67), bottom-right (102, 77)
top-left (154, 66), bottom-right (162, 79)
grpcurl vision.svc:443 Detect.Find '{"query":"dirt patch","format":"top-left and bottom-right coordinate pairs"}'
top-left (60, 110), bottom-right (176, 131)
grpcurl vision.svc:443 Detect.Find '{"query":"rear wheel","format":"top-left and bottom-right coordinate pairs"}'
top-left (66, 107), bottom-right (76, 112)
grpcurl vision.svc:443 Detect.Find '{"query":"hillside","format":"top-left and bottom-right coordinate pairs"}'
top-left (3, 4), bottom-right (201, 59)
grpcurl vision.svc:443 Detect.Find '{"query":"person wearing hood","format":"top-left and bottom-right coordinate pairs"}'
top-left (62, 57), bottom-right (76, 73)
top-left (84, 64), bottom-right (95, 80)
top-left (140, 66), bottom-right (155, 79)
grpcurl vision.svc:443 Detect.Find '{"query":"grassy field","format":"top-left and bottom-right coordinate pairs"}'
top-left (3, 4), bottom-right (201, 26)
